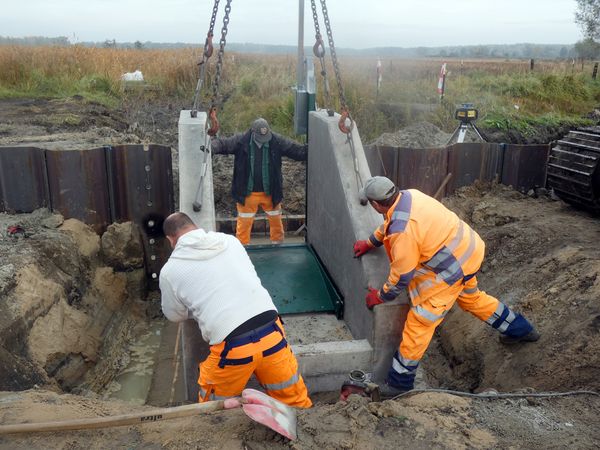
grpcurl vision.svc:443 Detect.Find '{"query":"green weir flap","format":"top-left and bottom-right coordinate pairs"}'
top-left (247, 244), bottom-right (343, 317)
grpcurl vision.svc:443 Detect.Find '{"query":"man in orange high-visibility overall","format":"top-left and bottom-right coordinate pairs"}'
top-left (354, 176), bottom-right (539, 396)
top-left (160, 212), bottom-right (312, 408)
top-left (211, 118), bottom-right (307, 245)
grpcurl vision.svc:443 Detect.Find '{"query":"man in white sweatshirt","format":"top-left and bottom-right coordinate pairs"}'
top-left (159, 212), bottom-right (312, 408)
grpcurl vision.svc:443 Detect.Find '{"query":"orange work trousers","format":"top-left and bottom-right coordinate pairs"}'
top-left (388, 275), bottom-right (501, 389)
top-left (236, 192), bottom-right (284, 245)
top-left (400, 275), bottom-right (499, 362)
top-left (198, 319), bottom-right (312, 409)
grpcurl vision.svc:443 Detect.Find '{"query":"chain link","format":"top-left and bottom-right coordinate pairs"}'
top-left (310, 0), bottom-right (334, 115)
top-left (319, 0), bottom-right (360, 187)
top-left (191, 0), bottom-right (220, 117)
top-left (207, 0), bottom-right (232, 135)
top-left (319, 0), bottom-right (349, 118)
top-left (310, 0), bottom-right (321, 37)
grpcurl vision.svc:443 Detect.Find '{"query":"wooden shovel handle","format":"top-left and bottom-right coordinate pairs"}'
top-left (0, 400), bottom-right (227, 435)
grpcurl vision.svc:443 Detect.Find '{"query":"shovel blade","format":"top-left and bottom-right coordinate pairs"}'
top-left (241, 389), bottom-right (297, 441)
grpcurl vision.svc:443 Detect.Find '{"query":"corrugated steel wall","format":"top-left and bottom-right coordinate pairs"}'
top-left (0, 145), bottom-right (174, 279)
top-left (366, 142), bottom-right (549, 197)
top-left (0, 147), bottom-right (49, 213)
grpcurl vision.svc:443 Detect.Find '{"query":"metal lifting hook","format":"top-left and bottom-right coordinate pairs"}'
top-left (207, 107), bottom-right (220, 136)
top-left (338, 108), bottom-right (354, 134)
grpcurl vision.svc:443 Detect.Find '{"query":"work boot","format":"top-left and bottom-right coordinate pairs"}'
top-left (499, 329), bottom-right (540, 345)
top-left (378, 381), bottom-right (411, 399)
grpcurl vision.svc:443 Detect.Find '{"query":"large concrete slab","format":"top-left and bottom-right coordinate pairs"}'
top-left (178, 110), bottom-right (215, 231)
top-left (178, 110), bottom-right (215, 402)
top-left (306, 111), bottom-right (409, 381)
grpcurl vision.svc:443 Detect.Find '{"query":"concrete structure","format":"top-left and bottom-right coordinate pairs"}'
top-left (178, 110), bottom-right (215, 231)
top-left (176, 109), bottom-right (410, 400)
top-left (178, 110), bottom-right (215, 401)
top-left (306, 111), bottom-right (410, 382)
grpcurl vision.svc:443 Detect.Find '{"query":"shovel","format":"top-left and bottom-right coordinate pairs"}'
top-left (0, 388), bottom-right (297, 440)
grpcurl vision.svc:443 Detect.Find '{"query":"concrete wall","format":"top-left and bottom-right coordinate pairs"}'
top-left (178, 110), bottom-right (214, 402)
top-left (306, 111), bottom-right (409, 381)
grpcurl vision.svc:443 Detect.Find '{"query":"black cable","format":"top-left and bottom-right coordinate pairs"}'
top-left (391, 388), bottom-right (600, 401)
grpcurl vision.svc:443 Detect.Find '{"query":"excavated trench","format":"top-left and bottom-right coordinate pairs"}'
top-left (2, 183), bottom-right (600, 407)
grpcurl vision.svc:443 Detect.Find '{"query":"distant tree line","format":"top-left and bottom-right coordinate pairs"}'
top-left (574, 0), bottom-right (600, 60)
top-left (0, 36), bottom-right (70, 46)
top-left (0, 35), bottom-right (591, 60)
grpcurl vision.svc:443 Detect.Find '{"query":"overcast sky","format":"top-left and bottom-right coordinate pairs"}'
top-left (1, 0), bottom-right (582, 47)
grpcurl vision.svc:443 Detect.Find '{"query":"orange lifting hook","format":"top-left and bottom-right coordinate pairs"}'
top-left (338, 108), bottom-right (354, 134)
top-left (203, 32), bottom-right (214, 60)
top-left (207, 107), bottom-right (220, 136)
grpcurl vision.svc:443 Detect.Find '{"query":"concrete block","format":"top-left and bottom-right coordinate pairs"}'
top-left (178, 110), bottom-right (215, 232)
top-left (292, 339), bottom-right (372, 376)
top-left (307, 111), bottom-right (390, 342)
top-left (178, 110), bottom-right (216, 402)
top-left (306, 111), bottom-right (410, 383)
top-left (372, 301), bottom-right (410, 381)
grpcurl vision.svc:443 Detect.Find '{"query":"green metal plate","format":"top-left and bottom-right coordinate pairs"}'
top-left (247, 244), bottom-right (342, 315)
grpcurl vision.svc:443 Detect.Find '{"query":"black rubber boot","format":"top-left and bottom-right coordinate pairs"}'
top-left (378, 381), bottom-right (411, 399)
top-left (499, 329), bottom-right (540, 345)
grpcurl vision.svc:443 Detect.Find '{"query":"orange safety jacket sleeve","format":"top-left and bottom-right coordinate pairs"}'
top-left (368, 224), bottom-right (385, 247)
top-left (379, 231), bottom-right (420, 301)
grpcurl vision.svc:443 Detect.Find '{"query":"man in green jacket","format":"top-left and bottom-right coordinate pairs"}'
top-left (211, 118), bottom-right (307, 245)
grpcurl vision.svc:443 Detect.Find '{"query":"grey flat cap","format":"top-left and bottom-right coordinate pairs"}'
top-left (359, 176), bottom-right (397, 203)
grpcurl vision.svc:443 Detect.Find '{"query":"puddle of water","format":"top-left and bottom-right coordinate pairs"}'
top-left (103, 321), bottom-right (163, 405)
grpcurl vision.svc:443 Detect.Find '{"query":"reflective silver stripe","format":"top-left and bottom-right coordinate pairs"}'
top-left (426, 247), bottom-right (453, 270)
top-left (391, 357), bottom-right (418, 375)
top-left (448, 221), bottom-right (465, 252)
top-left (265, 209), bottom-right (282, 216)
top-left (397, 353), bottom-right (420, 367)
top-left (486, 303), bottom-right (505, 325)
top-left (435, 260), bottom-right (461, 283)
top-left (383, 281), bottom-right (403, 297)
top-left (412, 304), bottom-right (447, 322)
top-left (462, 286), bottom-right (479, 294)
top-left (497, 310), bottom-right (516, 333)
top-left (391, 210), bottom-right (410, 222)
top-left (435, 226), bottom-right (476, 284)
top-left (238, 212), bottom-right (255, 218)
top-left (392, 358), bottom-right (412, 375)
top-left (262, 372), bottom-right (300, 391)
top-left (410, 278), bottom-right (433, 300)
top-left (458, 227), bottom-right (477, 265)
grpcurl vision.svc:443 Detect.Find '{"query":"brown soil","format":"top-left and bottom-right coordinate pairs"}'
top-left (1, 98), bottom-right (600, 449)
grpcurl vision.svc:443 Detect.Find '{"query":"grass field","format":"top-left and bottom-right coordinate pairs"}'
top-left (1, 45), bottom-right (599, 142)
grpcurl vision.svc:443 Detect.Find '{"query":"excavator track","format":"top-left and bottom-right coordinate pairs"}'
top-left (546, 126), bottom-right (600, 213)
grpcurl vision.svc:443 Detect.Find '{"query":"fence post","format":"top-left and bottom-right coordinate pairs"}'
top-left (593, 62), bottom-right (598, 80)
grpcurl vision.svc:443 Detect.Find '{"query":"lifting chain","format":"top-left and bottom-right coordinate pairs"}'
top-left (319, 0), bottom-right (353, 135)
top-left (191, 0), bottom-right (220, 118)
top-left (317, 0), bottom-right (361, 188)
top-left (207, 0), bottom-right (232, 136)
top-left (310, 0), bottom-right (334, 116)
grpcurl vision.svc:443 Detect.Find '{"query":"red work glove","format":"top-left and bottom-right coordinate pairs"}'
top-left (353, 240), bottom-right (372, 258)
top-left (366, 287), bottom-right (384, 310)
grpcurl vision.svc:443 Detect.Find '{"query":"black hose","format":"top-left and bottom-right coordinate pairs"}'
top-left (391, 388), bottom-right (600, 401)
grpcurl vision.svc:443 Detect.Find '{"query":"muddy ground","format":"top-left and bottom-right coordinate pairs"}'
top-left (1, 97), bottom-right (600, 449)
